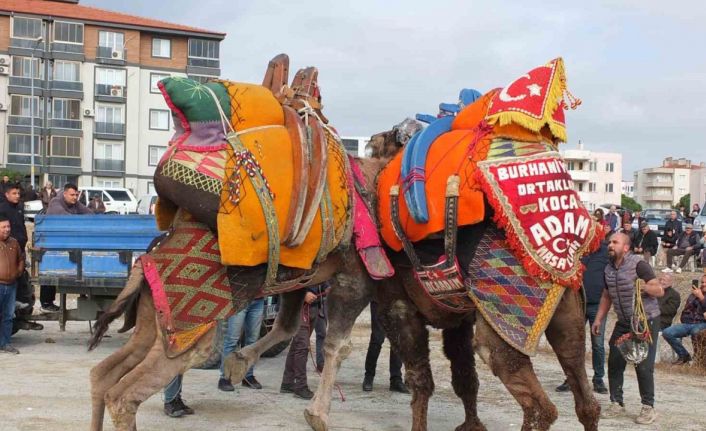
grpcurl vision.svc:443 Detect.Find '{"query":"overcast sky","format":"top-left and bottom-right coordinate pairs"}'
top-left (85, 0), bottom-right (706, 179)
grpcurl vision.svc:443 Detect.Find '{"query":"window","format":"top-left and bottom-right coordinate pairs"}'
top-left (605, 162), bottom-right (614, 172)
top-left (188, 38), bottom-right (219, 60)
top-left (98, 31), bottom-right (124, 50)
top-left (187, 75), bottom-right (212, 84)
top-left (605, 183), bottom-right (614, 193)
top-left (10, 95), bottom-right (42, 117)
top-left (50, 136), bottom-right (81, 157)
top-left (52, 99), bottom-right (81, 120)
top-left (147, 182), bottom-right (156, 194)
top-left (589, 161), bottom-right (597, 172)
top-left (7, 134), bottom-right (41, 164)
top-left (577, 162), bottom-right (584, 170)
top-left (95, 179), bottom-right (122, 188)
top-left (12, 17), bottom-right (43, 39)
top-left (589, 182), bottom-right (596, 192)
top-left (53, 60), bottom-right (80, 82)
top-left (566, 161), bottom-right (575, 171)
top-left (152, 38), bottom-right (171, 58)
top-left (96, 105), bottom-right (124, 124)
top-left (96, 68), bottom-right (126, 86)
top-left (149, 109), bottom-right (170, 130)
top-left (53, 21), bottom-right (83, 44)
top-left (577, 183), bottom-right (584, 192)
top-left (106, 190), bottom-right (131, 201)
top-left (150, 73), bottom-right (169, 93)
top-left (149, 146), bottom-right (167, 166)
top-left (11, 56), bottom-right (41, 78)
top-left (95, 141), bottom-right (124, 160)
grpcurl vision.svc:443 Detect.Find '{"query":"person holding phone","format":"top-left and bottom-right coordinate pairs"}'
top-left (661, 275), bottom-right (706, 365)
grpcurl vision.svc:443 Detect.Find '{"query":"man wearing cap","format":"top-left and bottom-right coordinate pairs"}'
top-left (663, 224), bottom-right (699, 273)
top-left (633, 222), bottom-right (658, 263)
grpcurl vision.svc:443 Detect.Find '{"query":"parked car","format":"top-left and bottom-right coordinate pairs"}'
top-left (78, 187), bottom-right (138, 214)
top-left (137, 193), bottom-right (158, 215)
top-left (24, 199), bottom-right (45, 221)
top-left (641, 208), bottom-right (672, 236)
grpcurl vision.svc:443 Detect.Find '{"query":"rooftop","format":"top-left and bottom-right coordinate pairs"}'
top-left (0, 0), bottom-right (225, 39)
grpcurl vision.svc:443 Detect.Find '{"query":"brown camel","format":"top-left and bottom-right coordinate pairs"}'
top-left (304, 130), bottom-right (601, 431)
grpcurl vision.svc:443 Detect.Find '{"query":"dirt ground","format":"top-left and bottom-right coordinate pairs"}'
top-left (2, 277), bottom-right (706, 431)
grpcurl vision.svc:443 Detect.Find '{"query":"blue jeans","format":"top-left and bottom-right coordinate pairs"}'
top-left (0, 282), bottom-right (17, 347)
top-left (585, 303), bottom-right (606, 382)
top-left (164, 375), bottom-right (182, 403)
top-left (662, 322), bottom-right (706, 358)
top-left (220, 298), bottom-right (265, 380)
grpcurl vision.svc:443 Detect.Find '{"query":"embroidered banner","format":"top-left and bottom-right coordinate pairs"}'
top-left (485, 58), bottom-right (578, 143)
top-left (476, 151), bottom-right (602, 290)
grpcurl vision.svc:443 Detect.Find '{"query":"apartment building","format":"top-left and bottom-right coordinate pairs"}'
top-left (0, 0), bottom-right (225, 195)
top-left (560, 142), bottom-right (622, 211)
top-left (634, 157), bottom-right (706, 209)
top-left (621, 180), bottom-right (635, 198)
top-left (341, 136), bottom-right (370, 157)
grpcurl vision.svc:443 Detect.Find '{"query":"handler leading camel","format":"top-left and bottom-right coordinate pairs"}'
top-left (592, 232), bottom-right (663, 425)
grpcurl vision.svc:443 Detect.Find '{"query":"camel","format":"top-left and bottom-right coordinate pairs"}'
top-left (303, 129), bottom-right (601, 431)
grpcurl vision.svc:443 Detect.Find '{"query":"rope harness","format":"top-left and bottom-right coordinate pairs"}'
top-left (614, 278), bottom-right (652, 365)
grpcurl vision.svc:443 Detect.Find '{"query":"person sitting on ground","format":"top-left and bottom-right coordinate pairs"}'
top-left (663, 224), bottom-right (699, 273)
top-left (0, 215), bottom-right (25, 354)
top-left (661, 274), bottom-right (706, 365)
top-left (633, 222), bottom-right (658, 263)
top-left (664, 211), bottom-right (683, 236)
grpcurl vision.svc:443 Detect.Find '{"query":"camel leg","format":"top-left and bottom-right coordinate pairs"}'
top-left (377, 278), bottom-right (434, 431)
top-left (305, 272), bottom-right (375, 431)
top-left (90, 292), bottom-right (156, 431)
top-left (105, 324), bottom-right (217, 431)
top-left (442, 315), bottom-right (486, 431)
top-left (545, 290), bottom-right (600, 431)
top-left (224, 289), bottom-right (306, 383)
top-left (474, 316), bottom-right (558, 431)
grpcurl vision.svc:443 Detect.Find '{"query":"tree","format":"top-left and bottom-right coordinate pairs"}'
top-left (621, 194), bottom-right (642, 212)
top-left (675, 193), bottom-right (690, 210)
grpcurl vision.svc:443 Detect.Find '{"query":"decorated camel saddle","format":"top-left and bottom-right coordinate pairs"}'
top-left (378, 58), bottom-right (603, 355)
top-left (152, 54), bottom-right (392, 291)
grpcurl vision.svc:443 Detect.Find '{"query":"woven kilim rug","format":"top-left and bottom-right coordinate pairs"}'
top-left (142, 221), bottom-right (240, 358)
top-left (466, 226), bottom-right (565, 356)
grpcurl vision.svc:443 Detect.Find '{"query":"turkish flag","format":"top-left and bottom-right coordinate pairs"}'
top-left (487, 60), bottom-right (560, 120)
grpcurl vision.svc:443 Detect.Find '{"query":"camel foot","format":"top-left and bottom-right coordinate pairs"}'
top-left (223, 352), bottom-right (250, 383)
top-left (304, 407), bottom-right (329, 431)
top-left (455, 419), bottom-right (487, 431)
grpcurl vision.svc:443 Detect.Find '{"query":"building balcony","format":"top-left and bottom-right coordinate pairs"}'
top-left (94, 122), bottom-right (126, 140)
top-left (8, 116), bottom-right (44, 127)
top-left (9, 38), bottom-right (45, 54)
top-left (569, 171), bottom-right (591, 182)
top-left (8, 77), bottom-right (46, 95)
top-left (95, 84), bottom-right (127, 103)
top-left (50, 118), bottom-right (82, 130)
top-left (188, 57), bottom-right (219, 68)
top-left (187, 57), bottom-right (220, 76)
top-left (6, 154), bottom-right (41, 166)
top-left (93, 159), bottom-right (125, 172)
top-left (47, 156), bottom-right (81, 168)
top-left (95, 46), bottom-right (127, 65)
top-left (49, 80), bottom-right (83, 93)
top-left (50, 42), bottom-right (85, 61)
top-left (644, 179), bottom-right (674, 188)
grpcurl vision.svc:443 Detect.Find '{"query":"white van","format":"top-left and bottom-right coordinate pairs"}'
top-left (137, 193), bottom-right (158, 215)
top-left (78, 187), bottom-right (138, 214)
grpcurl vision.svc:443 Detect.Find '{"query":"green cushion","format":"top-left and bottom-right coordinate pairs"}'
top-left (160, 77), bottom-right (230, 123)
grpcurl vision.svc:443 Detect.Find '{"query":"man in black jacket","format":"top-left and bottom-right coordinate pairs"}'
top-left (557, 239), bottom-right (609, 394)
top-left (0, 184), bottom-right (27, 252)
top-left (633, 222), bottom-right (658, 262)
top-left (664, 224), bottom-right (699, 273)
top-left (664, 211), bottom-right (683, 236)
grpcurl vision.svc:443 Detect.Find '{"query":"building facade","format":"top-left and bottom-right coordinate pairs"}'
top-left (560, 143), bottom-right (622, 211)
top-left (621, 180), bottom-right (634, 198)
top-left (634, 157), bottom-right (706, 209)
top-left (0, 0), bottom-right (224, 196)
top-left (340, 136), bottom-right (370, 157)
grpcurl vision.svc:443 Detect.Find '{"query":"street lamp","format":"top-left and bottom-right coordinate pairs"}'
top-left (30, 36), bottom-right (44, 189)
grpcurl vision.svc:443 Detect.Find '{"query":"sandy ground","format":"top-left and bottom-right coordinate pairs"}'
top-left (1, 288), bottom-right (706, 431)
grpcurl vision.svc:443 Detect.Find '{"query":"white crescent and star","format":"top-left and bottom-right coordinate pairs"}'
top-left (498, 74), bottom-right (544, 102)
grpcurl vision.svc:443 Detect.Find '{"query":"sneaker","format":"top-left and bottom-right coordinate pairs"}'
top-left (661, 268), bottom-right (673, 273)
top-left (293, 386), bottom-right (314, 400)
top-left (0, 345), bottom-right (20, 354)
top-left (672, 355), bottom-right (692, 365)
top-left (172, 396), bottom-right (194, 415)
top-left (163, 399), bottom-right (185, 418)
top-left (593, 380), bottom-right (608, 394)
top-left (555, 380), bottom-right (570, 392)
top-left (362, 375), bottom-right (374, 392)
top-left (40, 303), bottom-right (60, 313)
top-left (218, 378), bottom-right (235, 392)
top-left (242, 376), bottom-right (262, 390)
top-left (280, 382), bottom-right (295, 394)
top-left (635, 405), bottom-right (657, 424)
top-left (601, 402), bottom-right (626, 418)
top-left (389, 377), bottom-right (410, 394)
top-left (676, 267), bottom-right (682, 273)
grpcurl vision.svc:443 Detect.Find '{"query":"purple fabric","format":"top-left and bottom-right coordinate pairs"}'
top-left (172, 120), bottom-right (226, 150)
